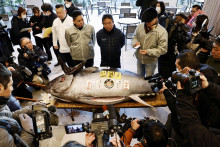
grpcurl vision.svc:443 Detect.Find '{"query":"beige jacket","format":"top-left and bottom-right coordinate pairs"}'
top-left (132, 23), bottom-right (168, 64)
top-left (65, 24), bottom-right (96, 60)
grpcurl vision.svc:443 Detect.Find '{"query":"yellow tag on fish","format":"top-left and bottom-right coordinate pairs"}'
top-left (107, 71), bottom-right (114, 78)
top-left (115, 72), bottom-right (121, 79)
top-left (100, 71), bottom-right (107, 78)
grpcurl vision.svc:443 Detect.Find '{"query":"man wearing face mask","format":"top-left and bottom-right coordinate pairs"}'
top-left (40, 3), bottom-right (58, 65)
top-left (10, 7), bottom-right (32, 45)
top-left (64, 0), bottom-right (80, 16)
top-left (159, 50), bottom-right (220, 147)
top-left (132, 8), bottom-right (168, 77)
top-left (52, 4), bottom-right (74, 67)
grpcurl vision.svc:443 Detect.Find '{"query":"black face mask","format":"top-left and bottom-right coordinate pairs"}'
top-left (0, 96), bottom-right (10, 105)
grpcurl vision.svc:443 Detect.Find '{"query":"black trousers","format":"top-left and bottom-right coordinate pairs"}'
top-left (73, 58), bottom-right (94, 68)
top-left (42, 37), bottom-right (53, 61)
top-left (34, 36), bottom-right (43, 50)
top-left (60, 52), bottom-right (74, 67)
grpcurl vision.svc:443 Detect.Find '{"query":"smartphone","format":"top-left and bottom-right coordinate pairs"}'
top-left (134, 45), bottom-right (141, 49)
top-left (65, 123), bottom-right (84, 134)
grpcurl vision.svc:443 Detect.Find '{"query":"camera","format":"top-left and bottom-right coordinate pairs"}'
top-left (148, 69), bottom-right (202, 95)
top-left (64, 105), bottom-right (122, 147)
top-left (171, 69), bottom-right (202, 94)
top-left (193, 26), bottom-right (214, 52)
top-left (145, 73), bottom-right (176, 94)
top-left (32, 105), bottom-right (58, 140)
top-left (120, 114), bottom-right (161, 141)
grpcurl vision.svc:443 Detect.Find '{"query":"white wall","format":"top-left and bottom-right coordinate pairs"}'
top-left (203, 0), bottom-right (220, 35)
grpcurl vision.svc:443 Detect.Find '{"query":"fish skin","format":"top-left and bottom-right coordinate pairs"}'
top-left (43, 67), bottom-right (154, 105)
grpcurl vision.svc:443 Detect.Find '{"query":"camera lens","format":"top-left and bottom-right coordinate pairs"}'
top-left (172, 71), bottom-right (189, 84)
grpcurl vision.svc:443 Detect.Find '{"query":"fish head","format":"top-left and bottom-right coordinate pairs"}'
top-left (43, 74), bottom-right (74, 94)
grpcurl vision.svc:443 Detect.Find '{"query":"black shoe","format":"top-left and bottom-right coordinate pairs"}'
top-left (54, 63), bottom-right (59, 66)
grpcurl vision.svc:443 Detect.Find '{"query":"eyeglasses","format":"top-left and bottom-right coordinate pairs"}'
top-left (191, 10), bottom-right (196, 12)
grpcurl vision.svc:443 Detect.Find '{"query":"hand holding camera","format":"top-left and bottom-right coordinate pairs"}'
top-left (131, 119), bottom-right (140, 131)
top-left (85, 133), bottom-right (95, 147)
top-left (19, 114), bottom-right (34, 133)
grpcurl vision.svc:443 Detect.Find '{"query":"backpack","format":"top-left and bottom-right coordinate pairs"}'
top-left (0, 119), bottom-right (29, 147)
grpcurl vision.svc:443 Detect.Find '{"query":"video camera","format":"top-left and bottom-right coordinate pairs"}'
top-left (119, 113), bottom-right (164, 142)
top-left (32, 105), bottom-right (58, 140)
top-left (193, 19), bottom-right (214, 52)
top-left (148, 69), bottom-right (202, 95)
top-left (65, 105), bottom-right (123, 147)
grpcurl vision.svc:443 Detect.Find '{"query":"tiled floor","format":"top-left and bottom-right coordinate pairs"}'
top-left (13, 9), bottom-right (170, 146)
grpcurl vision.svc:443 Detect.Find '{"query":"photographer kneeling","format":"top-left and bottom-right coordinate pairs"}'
top-left (176, 75), bottom-right (220, 147)
top-left (121, 119), bottom-right (168, 147)
top-left (0, 63), bottom-right (34, 146)
top-left (18, 37), bottom-right (51, 84)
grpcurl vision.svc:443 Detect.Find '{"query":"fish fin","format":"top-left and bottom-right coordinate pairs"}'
top-left (58, 56), bottom-right (86, 75)
top-left (129, 94), bottom-right (153, 107)
top-left (54, 97), bottom-right (73, 102)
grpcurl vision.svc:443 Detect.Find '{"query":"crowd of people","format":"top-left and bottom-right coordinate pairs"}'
top-left (0, 0), bottom-right (220, 146)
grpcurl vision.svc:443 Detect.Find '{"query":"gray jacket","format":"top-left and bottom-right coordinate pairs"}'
top-left (65, 24), bottom-right (96, 60)
top-left (132, 23), bottom-right (168, 64)
top-left (0, 104), bottom-right (33, 147)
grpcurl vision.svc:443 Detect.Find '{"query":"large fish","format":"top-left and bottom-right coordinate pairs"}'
top-left (43, 66), bottom-right (154, 106)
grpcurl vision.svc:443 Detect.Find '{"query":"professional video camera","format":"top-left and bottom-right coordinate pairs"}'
top-left (193, 19), bottom-right (214, 52)
top-left (32, 105), bottom-right (58, 140)
top-left (145, 73), bottom-right (176, 93)
top-left (147, 69), bottom-right (202, 95)
top-left (65, 105), bottom-right (123, 147)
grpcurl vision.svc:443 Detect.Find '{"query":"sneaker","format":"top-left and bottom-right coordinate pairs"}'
top-left (54, 63), bottom-right (59, 66)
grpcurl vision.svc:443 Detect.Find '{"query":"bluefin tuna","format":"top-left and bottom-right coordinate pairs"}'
top-left (43, 67), bottom-right (154, 106)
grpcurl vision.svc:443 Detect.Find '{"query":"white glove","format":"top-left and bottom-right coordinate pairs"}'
top-left (19, 114), bottom-right (34, 132)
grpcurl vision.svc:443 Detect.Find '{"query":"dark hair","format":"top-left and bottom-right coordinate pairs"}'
top-left (194, 14), bottom-right (208, 32)
top-left (102, 14), bottom-right (114, 23)
top-left (41, 3), bottom-right (53, 12)
top-left (56, 4), bottom-right (65, 9)
top-left (192, 4), bottom-right (201, 10)
top-left (143, 120), bottom-right (168, 147)
top-left (64, 0), bottom-right (72, 2)
top-left (17, 7), bottom-right (26, 17)
top-left (0, 63), bottom-right (12, 89)
top-left (174, 13), bottom-right (187, 23)
top-left (32, 6), bottom-right (40, 14)
top-left (71, 10), bottom-right (82, 20)
top-left (176, 49), bottom-right (200, 70)
top-left (62, 141), bottom-right (85, 147)
top-left (158, 1), bottom-right (165, 14)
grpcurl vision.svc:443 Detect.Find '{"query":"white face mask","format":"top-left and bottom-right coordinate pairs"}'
top-left (192, 22), bottom-right (196, 27)
top-left (65, 3), bottom-right (71, 8)
top-left (156, 7), bottom-right (161, 14)
top-left (21, 14), bottom-right (27, 19)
